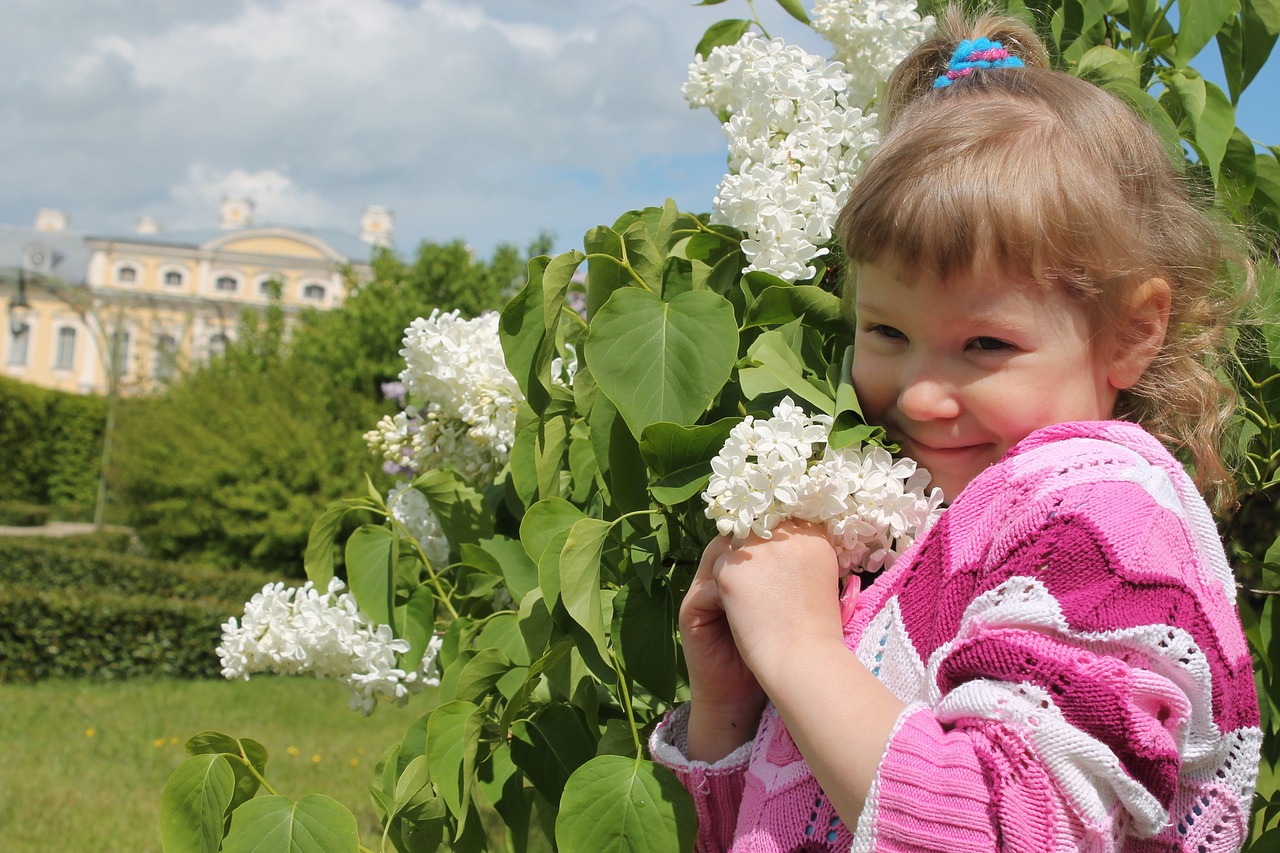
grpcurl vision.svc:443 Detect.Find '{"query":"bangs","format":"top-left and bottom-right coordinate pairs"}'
top-left (838, 71), bottom-right (1148, 292)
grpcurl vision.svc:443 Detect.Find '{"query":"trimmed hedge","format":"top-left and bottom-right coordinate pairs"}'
top-left (0, 538), bottom-right (277, 602)
top-left (0, 375), bottom-right (105, 517)
top-left (13, 529), bottom-right (141, 554)
top-left (0, 502), bottom-right (52, 527)
top-left (0, 538), bottom-right (285, 682)
top-left (0, 587), bottom-right (229, 681)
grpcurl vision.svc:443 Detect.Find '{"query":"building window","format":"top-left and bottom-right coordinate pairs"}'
top-left (215, 275), bottom-right (238, 293)
top-left (257, 277), bottom-right (283, 299)
top-left (302, 283), bottom-right (326, 302)
top-left (154, 334), bottom-right (178, 381)
top-left (54, 327), bottom-right (76, 370)
top-left (6, 322), bottom-right (30, 366)
top-left (110, 329), bottom-right (131, 378)
top-left (208, 333), bottom-right (229, 359)
top-left (163, 270), bottom-right (184, 287)
top-left (117, 265), bottom-right (138, 284)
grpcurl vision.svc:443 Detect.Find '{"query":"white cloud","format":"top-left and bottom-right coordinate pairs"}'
top-left (0, 0), bottom-right (816, 252)
top-left (166, 164), bottom-right (337, 230)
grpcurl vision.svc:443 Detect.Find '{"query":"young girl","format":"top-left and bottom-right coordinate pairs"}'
top-left (650, 8), bottom-right (1261, 852)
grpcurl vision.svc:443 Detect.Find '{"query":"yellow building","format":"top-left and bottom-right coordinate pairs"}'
top-left (2, 199), bottom-right (391, 394)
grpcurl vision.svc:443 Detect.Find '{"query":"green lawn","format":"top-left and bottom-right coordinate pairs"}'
top-left (0, 676), bottom-right (427, 852)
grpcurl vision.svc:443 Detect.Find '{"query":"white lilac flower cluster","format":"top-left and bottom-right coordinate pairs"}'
top-left (217, 578), bottom-right (442, 715)
top-left (550, 342), bottom-right (579, 390)
top-left (387, 483), bottom-right (450, 567)
top-left (702, 397), bottom-right (944, 573)
top-left (811, 0), bottom-right (936, 108)
top-left (364, 309), bottom-right (522, 485)
top-left (683, 34), bottom-right (880, 282)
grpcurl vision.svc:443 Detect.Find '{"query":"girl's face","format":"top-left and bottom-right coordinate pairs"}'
top-left (852, 261), bottom-right (1125, 501)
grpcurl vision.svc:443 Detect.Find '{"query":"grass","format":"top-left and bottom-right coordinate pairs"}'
top-left (0, 676), bottom-right (428, 853)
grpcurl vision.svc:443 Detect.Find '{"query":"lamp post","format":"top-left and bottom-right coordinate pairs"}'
top-left (7, 270), bottom-right (31, 336)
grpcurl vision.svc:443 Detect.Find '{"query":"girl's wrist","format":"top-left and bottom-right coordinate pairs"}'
top-left (687, 696), bottom-right (766, 763)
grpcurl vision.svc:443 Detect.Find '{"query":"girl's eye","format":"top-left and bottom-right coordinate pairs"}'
top-left (866, 324), bottom-right (906, 341)
top-left (968, 336), bottom-right (1013, 352)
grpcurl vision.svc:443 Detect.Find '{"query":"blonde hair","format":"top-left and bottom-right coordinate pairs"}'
top-left (837, 6), bottom-right (1249, 510)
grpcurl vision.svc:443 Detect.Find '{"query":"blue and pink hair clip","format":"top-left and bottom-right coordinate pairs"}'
top-left (934, 37), bottom-right (1024, 88)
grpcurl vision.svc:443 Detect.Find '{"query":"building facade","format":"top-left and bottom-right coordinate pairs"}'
top-left (1, 199), bottom-right (390, 395)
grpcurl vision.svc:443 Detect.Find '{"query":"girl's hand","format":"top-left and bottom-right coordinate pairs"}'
top-left (681, 534), bottom-right (767, 762)
top-left (711, 521), bottom-right (844, 689)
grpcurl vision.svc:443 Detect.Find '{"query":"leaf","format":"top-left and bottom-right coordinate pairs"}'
top-left (558, 518), bottom-right (614, 659)
top-left (344, 524), bottom-right (396, 629)
top-left (1176, 0), bottom-right (1243, 67)
top-left (477, 611), bottom-right (532, 667)
top-left (1163, 69), bottom-right (1236, 184)
top-left (1075, 45), bottom-right (1141, 86)
top-left (586, 289), bottom-right (739, 438)
top-left (591, 394), bottom-right (650, 514)
top-left (739, 329), bottom-right (835, 414)
top-left (473, 534), bottom-right (540, 604)
top-left (161, 754), bottom-right (236, 853)
top-left (742, 284), bottom-right (847, 337)
top-left (394, 755), bottom-right (432, 815)
top-left (453, 647), bottom-right (514, 704)
top-left (220, 795), bottom-right (359, 853)
top-left (695, 19), bottom-right (752, 59)
top-left (614, 581), bottom-right (677, 702)
top-left (477, 745), bottom-right (533, 853)
top-left (554, 756), bottom-right (698, 853)
top-left (304, 502), bottom-right (349, 588)
top-left (1254, 0), bottom-right (1280, 32)
top-left (184, 732), bottom-right (268, 812)
top-left (501, 256), bottom-right (553, 414)
top-left (1242, 1), bottom-right (1280, 93)
top-left (511, 703), bottom-right (598, 806)
top-left (622, 221), bottom-right (665, 294)
top-left (521, 498), bottom-right (587, 608)
top-left (640, 418), bottom-right (738, 505)
top-left (426, 700), bottom-right (484, 836)
top-left (535, 408), bottom-right (571, 500)
top-left (585, 227), bottom-right (627, 319)
top-left (399, 585), bottom-right (436, 672)
top-left (1220, 126), bottom-right (1258, 213)
top-left (774, 0), bottom-right (810, 24)
top-left (510, 417), bottom-right (540, 508)
top-left (412, 468), bottom-right (494, 546)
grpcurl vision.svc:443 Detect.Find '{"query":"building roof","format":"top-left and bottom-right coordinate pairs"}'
top-left (86, 225), bottom-right (379, 264)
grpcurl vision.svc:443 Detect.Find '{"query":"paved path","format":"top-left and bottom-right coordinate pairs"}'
top-left (0, 521), bottom-right (133, 537)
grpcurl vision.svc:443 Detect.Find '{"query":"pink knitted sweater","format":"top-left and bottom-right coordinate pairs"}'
top-left (651, 421), bottom-right (1260, 852)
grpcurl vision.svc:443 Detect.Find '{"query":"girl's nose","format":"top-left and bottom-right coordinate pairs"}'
top-left (897, 370), bottom-right (962, 422)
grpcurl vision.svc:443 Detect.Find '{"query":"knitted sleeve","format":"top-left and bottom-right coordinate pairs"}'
top-left (649, 703), bottom-right (753, 852)
top-left (849, 429), bottom-right (1261, 852)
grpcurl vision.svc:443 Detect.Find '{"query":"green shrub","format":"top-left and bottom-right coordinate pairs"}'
top-left (0, 375), bottom-right (105, 514)
top-left (0, 587), bottom-right (229, 681)
top-left (0, 539), bottom-right (277, 602)
top-left (27, 529), bottom-right (140, 554)
top-left (112, 358), bottom-right (379, 574)
top-left (0, 502), bottom-right (51, 527)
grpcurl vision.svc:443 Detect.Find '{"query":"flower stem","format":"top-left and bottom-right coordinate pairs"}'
top-left (234, 753), bottom-right (278, 796)
top-left (389, 516), bottom-right (460, 620)
top-left (583, 252), bottom-right (653, 292)
top-left (610, 648), bottom-right (644, 759)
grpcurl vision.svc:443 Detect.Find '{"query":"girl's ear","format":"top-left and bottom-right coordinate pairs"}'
top-left (1108, 277), bottom-right (1171, 390)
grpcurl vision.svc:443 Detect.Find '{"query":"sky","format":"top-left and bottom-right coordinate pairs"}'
top-left (3, 0), bottom-right (1278, 260)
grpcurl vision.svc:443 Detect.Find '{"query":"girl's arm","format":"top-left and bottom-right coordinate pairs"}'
top-left (711, 522), bottom-right (903, 823)
top-left (716, 464), bottom-right (1261, 851)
